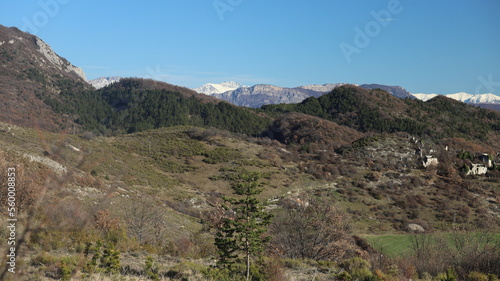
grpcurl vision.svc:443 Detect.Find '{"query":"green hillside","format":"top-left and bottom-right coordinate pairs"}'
top-left (40, 78), bottom-right (271, 136)
top-left (262, 85), bottom-right (500, 148)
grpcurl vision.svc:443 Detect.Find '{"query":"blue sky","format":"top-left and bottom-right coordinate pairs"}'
top-left (1, 0), bottom-right (499, 95)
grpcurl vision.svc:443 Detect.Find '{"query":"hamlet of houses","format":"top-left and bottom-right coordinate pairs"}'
top-left (410, 136), bottom-right (497, 176)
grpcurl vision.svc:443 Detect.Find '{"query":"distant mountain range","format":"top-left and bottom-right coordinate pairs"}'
top-left (412, 92), bottom-right (500, 111)
top-left (193, 81), bottom-right (500, 110)
top-left (1, 22), bottom-right (498, 136)
top-left (191, 82), bottom-right (415, 108)
top-left (192, 82), bottom-right (350, 108)
top-left (413, 92), bottom-right (500, 104)
top-left (209, 84), bottom-right (343, 108)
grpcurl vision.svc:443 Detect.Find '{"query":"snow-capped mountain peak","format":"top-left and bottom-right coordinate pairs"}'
top-left (411, 93), bottom-right (438, 102)
top-left (412, 92), bottom-right (500, 105)
top-left (89, 76), bottom-right (122, 89)
top-left (193, 81), bottom-right (248, 95)
top-left (445, 92), bottom-right (474, 103)
top-left (467, 93), bottom-right (500, 104)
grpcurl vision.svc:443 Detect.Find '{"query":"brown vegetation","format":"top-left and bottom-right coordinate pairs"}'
top-left (269, 197), bottom-right (358, 261)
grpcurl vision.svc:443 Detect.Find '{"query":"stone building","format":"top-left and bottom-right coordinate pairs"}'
top-left (467, 163), bottom-right (488, 175)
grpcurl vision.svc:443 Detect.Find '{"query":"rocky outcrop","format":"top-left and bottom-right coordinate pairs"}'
top-left (212, 84), bottom-right (327, 108)
top-left (35, 37), bottom-right (87, 81)
top-left (0, 25), bottom-right (91, 131)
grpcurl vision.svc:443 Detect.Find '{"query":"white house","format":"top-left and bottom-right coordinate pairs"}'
top-left (467, 163), bottom-right (488, 175)
top-left (423, 155), bottom-right (438, 168)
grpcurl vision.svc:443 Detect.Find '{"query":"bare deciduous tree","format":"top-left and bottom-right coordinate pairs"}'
top-left (269, 197), bottom-right (356, 261)
top-left (120, 196), bottom-right (165, 246)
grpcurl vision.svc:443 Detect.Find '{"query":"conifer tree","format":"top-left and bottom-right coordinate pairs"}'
top-left (214, 174), bottom-right (273, 280)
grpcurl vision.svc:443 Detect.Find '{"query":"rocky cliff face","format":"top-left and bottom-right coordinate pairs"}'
top-left (34, 37), bottom-right (87, 81)
top-left (0, 25), bottom-right (90, 131)
top-left (360, 84), bottom-right (414, 99)
top-left (296, 83), bottom-right (348, 92)
top-left (0, 26), bottom-right (88, 83)
top-left (205, 83), bottom-right (415, 108)
top-left (212, 84), bottom-right (329, 108)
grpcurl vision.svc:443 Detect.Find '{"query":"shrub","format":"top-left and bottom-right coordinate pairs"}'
top-left (203, 147), bottom-right (242, 164)
top-left (260, 258), bottom-right (287, 281)
top-left (59, 261), bottom-right (72, 281)
top-left (100, 243), bottom-right (121, 274)
top-left (168, 261), bottom-right (208, 280)
top-left (282, 259), bottom-right (308, 270)
top-left (84, 241), bottom-right (121, 275)
top-left (165, 234), bottom-right (212, 259)
top-left (336, 270), bottom-right (352, 281)
top-left (436, 268), bottom-right (457, 281)
top-left (468, 271), bottom-right (488, 281)
top-left (31, 253), bottom-right (80, 281)
top-left (203, 267), bottom-right (245, 281)
top-left (341, 257), bottom-right (377, 281)
top-left (488, 274), bottom-right (499, 281)
top-left (31, 252), bottom-right (58, 267)
top-left (144, 256), bottom-right (160, 281)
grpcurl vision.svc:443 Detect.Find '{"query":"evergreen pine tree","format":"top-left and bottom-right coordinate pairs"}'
top-left (214, 174), bottom-right (273, 280)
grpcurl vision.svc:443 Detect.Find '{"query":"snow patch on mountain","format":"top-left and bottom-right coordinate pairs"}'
top-left (412, 92), bottom-right (500, 104)
top-left (412, 93), bottom-right (438, 102)
top-left (193, 81), bottom-right (248, 95)
top-left (89, 76), bottom-right (122, 89)
top-left (296, 83), bottom-right (348, 92)
top-left (445, 92), bottom-right (474, 103)
top-left (467, 93), bottom-right (500, 104)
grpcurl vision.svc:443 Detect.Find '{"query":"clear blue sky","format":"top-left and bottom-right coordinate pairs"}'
top-left (1, 0), bottom-right (499, 95)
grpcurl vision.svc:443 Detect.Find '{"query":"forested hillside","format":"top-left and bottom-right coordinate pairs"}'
top-left (262, 85), bottom-right (500, 149)
top-left (40, 78), bottom-right (271, 135)
top-left (0, 26), bottom-right (91, 131)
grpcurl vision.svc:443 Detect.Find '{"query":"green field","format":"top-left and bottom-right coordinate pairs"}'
top-left (364, 232), bottom-right (500, 258)
top-left (364, 234), bottom-right (414, 257)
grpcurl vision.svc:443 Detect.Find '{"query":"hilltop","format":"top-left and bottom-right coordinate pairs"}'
top-left (262, 85), bottom-right (500, 150)
top-left (0, 25), bottom-right (91, 131)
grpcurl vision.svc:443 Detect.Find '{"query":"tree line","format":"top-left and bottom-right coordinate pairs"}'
top-left (39, 78), bottom-right (271, 136)
top-left (262, 85), bottom-right (500, 143)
